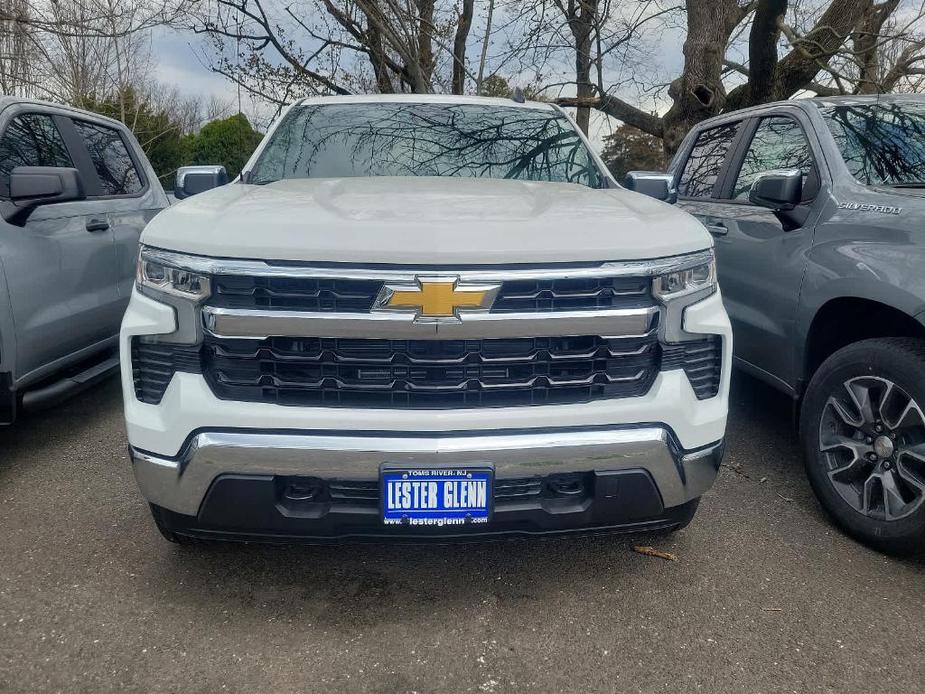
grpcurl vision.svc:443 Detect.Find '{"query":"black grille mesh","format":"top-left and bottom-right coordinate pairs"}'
top-left (201, 334), bottom-right (660, 409)
top-left (661, 336), bottom-right (723, 400)
top-left (210, 276), bottom-right (381, 312)
top-left (131, 334), bottom-right (724, 407)
top-left (491, 277), bottom-right (651, 313)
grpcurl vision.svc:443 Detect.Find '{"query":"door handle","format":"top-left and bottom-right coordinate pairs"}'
top-left (86, 218), bottom-right (110, 232)
top-left (706, 223), bottom-right (728, 236)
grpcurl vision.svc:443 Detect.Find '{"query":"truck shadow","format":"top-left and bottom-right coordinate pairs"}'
top-left (0, 376), bottom-right (124, 482)
top-left (155, 530), bottom-right (687, 629)
top-left (151, 371), bottom-right (925, 625)
top-left (6, 367), bottom-right (923, 634)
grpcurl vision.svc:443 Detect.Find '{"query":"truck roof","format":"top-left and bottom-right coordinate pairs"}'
top-left (0, 94), bottom-right (129, 129)
top-left (693, 93), bottom-right (925, 130)
top-left (294, 93), bottom-right (557, 111)
top-left (808, 93), bottom-right (925, 108)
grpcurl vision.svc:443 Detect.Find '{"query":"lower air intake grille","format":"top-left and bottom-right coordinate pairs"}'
top-left (661, 336), bottom-right (722, 400)
top-left (202, 334), bottom-right (660, 409)
top-left (131, 339), bottom-right (201, 404)
top-left (131, 335), bottom-right (723, 407)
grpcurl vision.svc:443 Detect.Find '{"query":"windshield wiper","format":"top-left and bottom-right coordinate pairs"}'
top-left (888, 182), bottom-right (925, 188)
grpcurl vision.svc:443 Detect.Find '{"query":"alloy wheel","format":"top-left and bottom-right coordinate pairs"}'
top-left (819, 376), bottom-right (925, 521)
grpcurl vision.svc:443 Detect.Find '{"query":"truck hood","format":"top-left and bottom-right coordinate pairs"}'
top-left (144, 177), bottom-right (711, 264)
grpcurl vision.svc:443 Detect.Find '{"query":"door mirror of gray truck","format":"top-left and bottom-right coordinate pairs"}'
top-left (623, 171), bottom-right (677, 204)
top-left (175, 165), bottom-right (228, 200)
top-left (748, 170), bottom-right (802, 211)
top-left (3, 166), bottom-right (86, 226)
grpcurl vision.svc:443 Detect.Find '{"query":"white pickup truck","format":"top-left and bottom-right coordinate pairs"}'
top-left (121, 94), bottom-right (731, 543)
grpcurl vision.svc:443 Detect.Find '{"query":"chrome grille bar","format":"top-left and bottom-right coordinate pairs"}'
top-left (202, 305), bottom-right (660, 340)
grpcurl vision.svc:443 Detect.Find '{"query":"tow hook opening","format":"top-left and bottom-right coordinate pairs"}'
top-left (281, 477), bottom-right (325, 502)
top-left (546, 474), bottom-right (588, 498)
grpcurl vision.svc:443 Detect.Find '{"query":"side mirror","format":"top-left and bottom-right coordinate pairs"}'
top-left (748, 170), bottom-right (802, 211)
top-left (175, 165), bottom-right (228, 200)
top-left (624, 171), bottom-right (677, 203)
top-left (3, 166), bottom-right (86, 225)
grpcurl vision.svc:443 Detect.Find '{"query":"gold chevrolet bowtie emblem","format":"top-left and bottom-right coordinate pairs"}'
top-left (375, 278), bottom-right (500, 319)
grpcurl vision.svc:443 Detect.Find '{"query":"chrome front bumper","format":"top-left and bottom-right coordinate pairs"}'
top-left (131, 425), bottom-right (723, 517)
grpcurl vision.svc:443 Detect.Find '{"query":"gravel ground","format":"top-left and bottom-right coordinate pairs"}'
top-left (1, 373), bottom-right (924, 693)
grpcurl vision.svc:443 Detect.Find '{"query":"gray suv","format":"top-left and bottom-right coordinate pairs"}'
top-left (0, 97), bottom-right (168, 423)
top-left (633, 94), bottom-right (925, 554)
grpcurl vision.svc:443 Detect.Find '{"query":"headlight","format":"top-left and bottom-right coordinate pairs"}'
top-left (136, 247), bottom-right (211, 302)
top-left (653, 253), bottom-right (716, 302)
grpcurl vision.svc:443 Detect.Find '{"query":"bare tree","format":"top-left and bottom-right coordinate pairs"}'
top-left (508, 1), bottom-right (679, 134)
top-left (549, 0), bottom-right (925, 154)
top-left (0, 0), bottom-right (38, 96)
top-left (1, 0), bottom-right (187, 105)
top-left (0, 0), bottom-right (184, 37)
top-left (192, 0), bottom-right (485, 105)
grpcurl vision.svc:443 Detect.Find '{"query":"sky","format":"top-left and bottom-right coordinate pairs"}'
top-left (151, 29), bottom-right (242, 111)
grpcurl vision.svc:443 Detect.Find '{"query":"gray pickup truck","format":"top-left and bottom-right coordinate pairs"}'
top-left (629, 94), bottom-right (925, 554)
top-left (0, 97), bottom-right (169, 423)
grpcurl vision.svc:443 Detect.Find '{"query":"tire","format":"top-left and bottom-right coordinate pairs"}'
top-left (800, 338), bottom-right (925, 556)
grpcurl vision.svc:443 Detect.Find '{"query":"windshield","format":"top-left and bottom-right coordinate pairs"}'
top-left (249, 102), bottom-right (604, 188)
top-left (820, 101), bottom-right (925, 185)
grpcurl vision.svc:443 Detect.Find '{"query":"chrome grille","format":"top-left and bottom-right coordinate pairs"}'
top-left (206, 275), bottom-right (654, 314)
top-left (131, 253), bottom-right (723, 408)
top-left (201, 333), bottom-right (660, 409)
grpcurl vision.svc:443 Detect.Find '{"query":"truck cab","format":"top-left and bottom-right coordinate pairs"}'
top-left (657, 95), bottom-right (925, 554)
top-left (0, 97), bottom-right (168, 423)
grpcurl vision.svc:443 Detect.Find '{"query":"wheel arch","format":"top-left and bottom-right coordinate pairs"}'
top-left (800, 297), bottom-right (925, 395)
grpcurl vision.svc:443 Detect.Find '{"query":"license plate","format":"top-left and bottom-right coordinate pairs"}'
top-left (381, 467), bottom-right (492, 527)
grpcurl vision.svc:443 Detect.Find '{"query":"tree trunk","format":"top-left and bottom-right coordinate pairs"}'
top-left (367, 22), bottom-right (395, 93)
top-left (744, 0), bottom-right (787, 106)
top-left (452, 0), bottom-right (474, 94)
top-left (660, 0), bottom-right (749, 155)
top-left (854, 0), bottom-right (899, 93)
top-left (568, 0), bottom-right (598, 135)
top-left (573, 23), bottom-right (593, 134)
top-left (416, 0), bottom-right (435, 91)
top-left (476, 0), bottom-right (494, 95)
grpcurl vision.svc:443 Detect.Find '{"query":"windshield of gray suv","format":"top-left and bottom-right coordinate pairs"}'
top-left (248, 102), bottom-right (604, 188)
top-left (820, 101), bottom-right (925, 186)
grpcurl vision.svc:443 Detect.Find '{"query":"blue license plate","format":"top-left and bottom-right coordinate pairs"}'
top-left (381, 467), bottom-right (492, 527)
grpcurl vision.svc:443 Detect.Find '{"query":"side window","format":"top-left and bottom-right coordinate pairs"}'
top-left (677, 123), bottom-right (739, 198)
top-left (732, 116), bottom-right (819, 201)
top-left (72, 120), bottom-right (143, 196)
top-left (0, 113), bottom-right (73, 198)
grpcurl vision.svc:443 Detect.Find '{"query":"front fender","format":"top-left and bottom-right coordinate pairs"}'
top-left (795, 234), bottom-right (925, 382)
